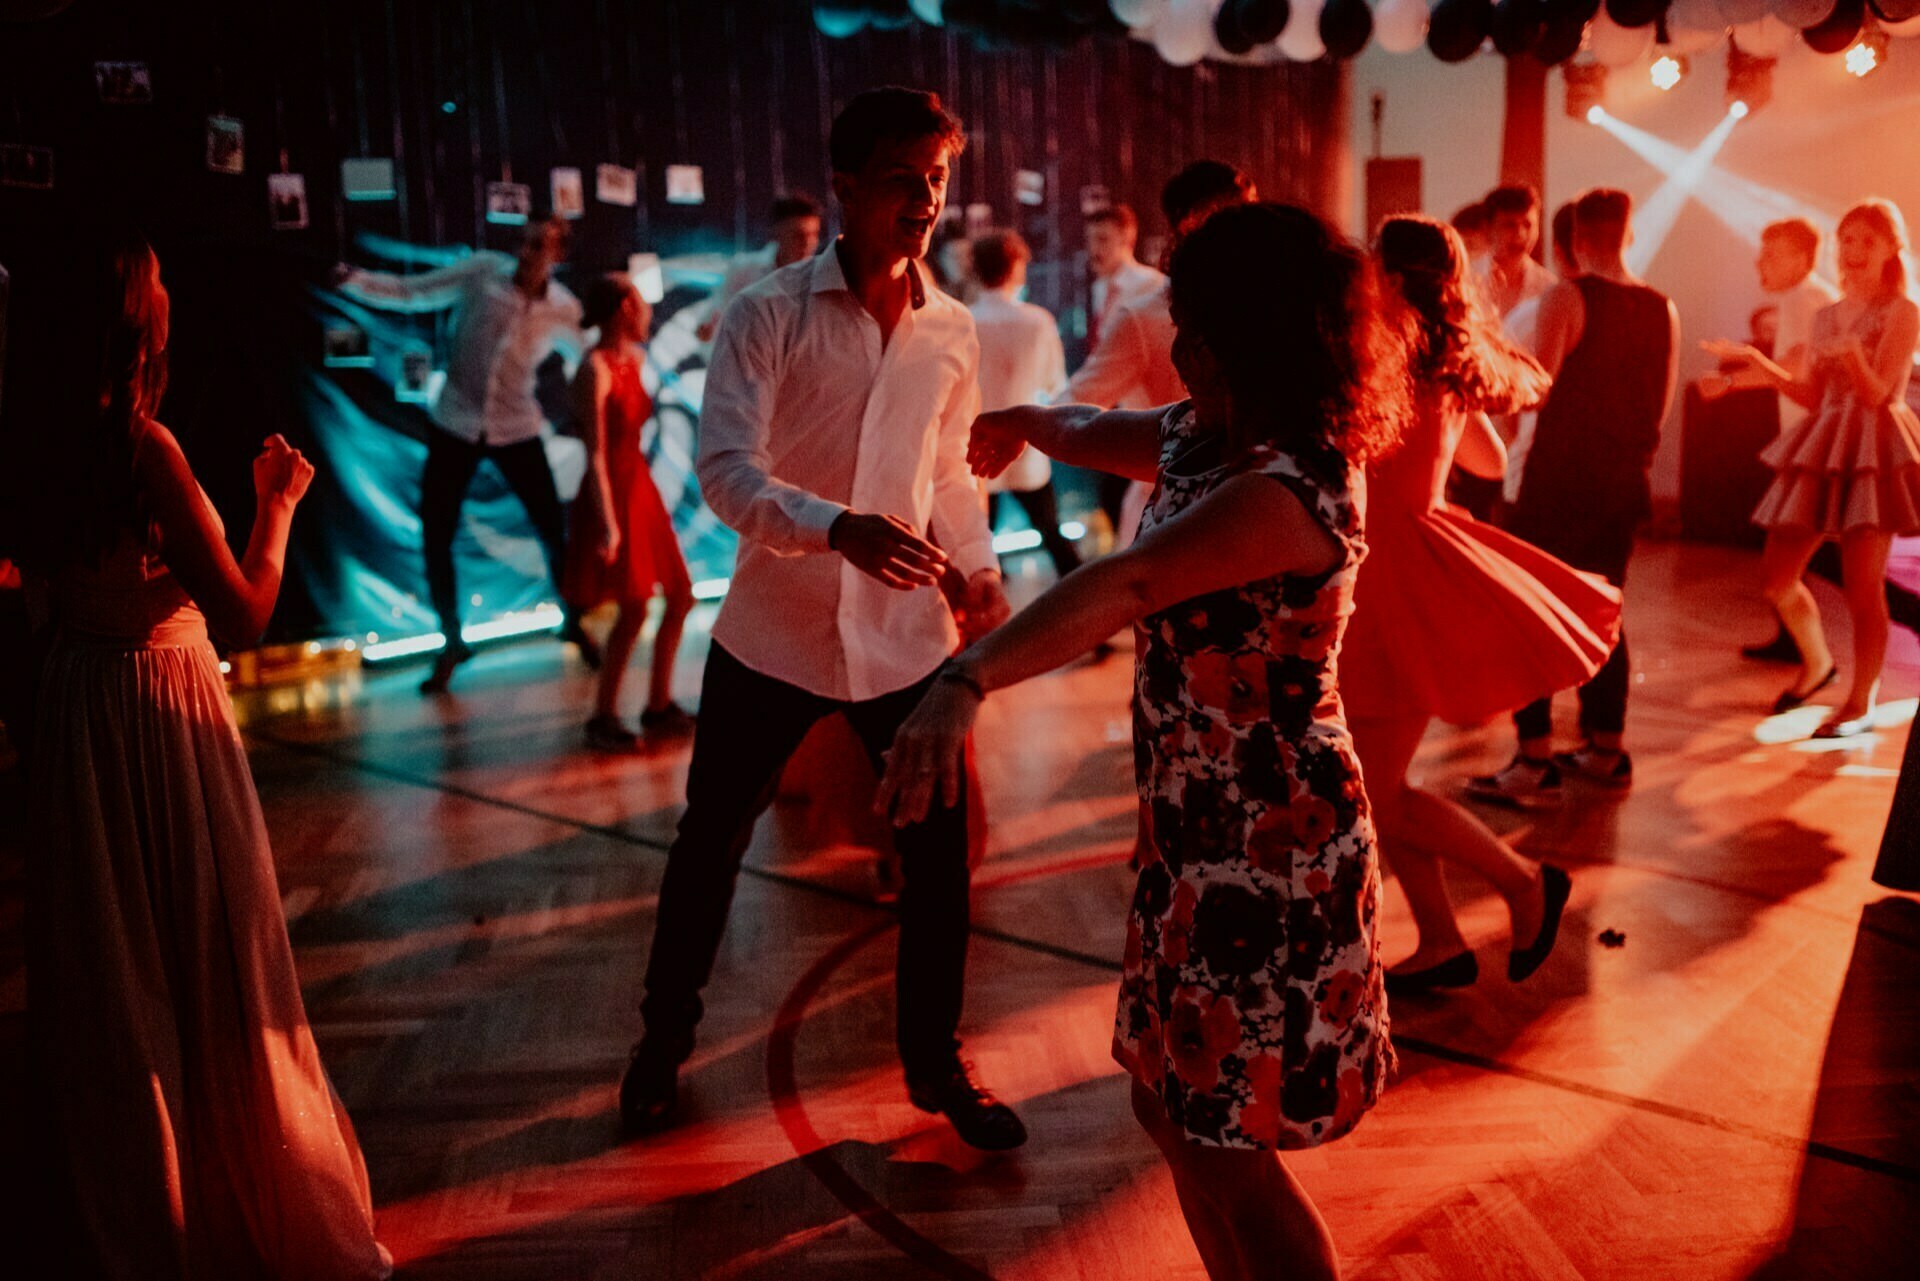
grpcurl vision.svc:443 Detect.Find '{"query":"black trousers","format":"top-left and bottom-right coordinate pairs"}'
top-left (641, 644), bottom-right (972, 1080)
top-left (1511, 512), bottom-right (1637, 742)
top-left (990, 485), bottom-right (1081, 580)
top-left (420, 429), bottom-right (567, 641)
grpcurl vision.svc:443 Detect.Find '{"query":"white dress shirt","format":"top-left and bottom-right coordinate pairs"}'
top-left (1771, 275), bottom-right (1840, 433)
top-left (1068, 284), bottom-right (1184, 411)
top-left (698, 245), bottom-right (993, 701)
top-left (705, 243), bottom-right (780, 339)
top-left (971, 288), bottom-right (1068, 494)
top-left (342, 252), bottom-right (583, 446)
top-left (1473, 253), bottom-right (1556, 319)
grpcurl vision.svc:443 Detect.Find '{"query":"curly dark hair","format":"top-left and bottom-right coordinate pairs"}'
top-left (1168, 202), bottom-right (1412, 466)
top-left (1375, 215), bottom-right (1549, 416)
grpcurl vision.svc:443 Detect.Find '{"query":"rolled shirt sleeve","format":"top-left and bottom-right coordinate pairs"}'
top-left (695, 294), bottom-right (849, 556)
top-left (339, 253), bottom-right (497, 313)
top-left (1067, 303), bottom-right (1145, 408)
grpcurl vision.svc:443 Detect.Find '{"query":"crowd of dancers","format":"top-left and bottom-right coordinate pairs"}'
top-left (4, 81), bottom-right (1919, 1281)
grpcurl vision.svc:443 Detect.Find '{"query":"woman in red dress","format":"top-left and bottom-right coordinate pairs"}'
top-left (566, 275), bottom-right (696, 750)
top-left (1342, 216), bottom-right (1619, 993)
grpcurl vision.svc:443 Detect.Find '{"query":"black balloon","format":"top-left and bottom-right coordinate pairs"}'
top-left (1428, 0), bottom-right (1495, 60)
top-left (1320, 0), bottom-right (1375, 56)
top-left (1236, 0), bottom-right (1293, 42)
top-left (1869, 0), bottom-right (1920, 20)
top-left (1216, 0), bottom-right (1260, 52)
top-left (1802, 0), bottom-right (1865, 52)
top-left (1604, 0), bottom-right (1668, 27)
top-left (1533, 8), bottom-right (1589, 61)
top-left (1490, 0), bottom-right (1548, 54)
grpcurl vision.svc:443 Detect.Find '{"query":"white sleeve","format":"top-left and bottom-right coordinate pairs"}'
top-left (339, 253), bottom-right (497, 313)
top-left (927, 327), bottom-right (996, 579)
top-left (694, 295), bottom-right (847, 556)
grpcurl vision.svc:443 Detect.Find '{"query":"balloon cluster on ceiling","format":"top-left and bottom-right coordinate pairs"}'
top-left (814, 0), bottom-right (1920, 66)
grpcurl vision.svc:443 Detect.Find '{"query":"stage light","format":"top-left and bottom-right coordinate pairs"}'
top-left (1588, 105), bottom-right (1606, 124)
top-left (1727, 44), bottom-right (1774, 116)
top-left (1565, 61), bottom-right (1608, 121)
top-left (1651, 55), bottom-right (1686, 91)
top-left (1730, 100), bottom-right (1750, 119)
top-left (1845, 29), bottom-right (1888, 78)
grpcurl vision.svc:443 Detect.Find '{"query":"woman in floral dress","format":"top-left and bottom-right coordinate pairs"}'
top-left (879, 203), bottom-right (1412, 1281)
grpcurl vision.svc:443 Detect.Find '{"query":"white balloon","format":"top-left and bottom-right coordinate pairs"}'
top-left (1769, 0), bottom-right (1835, 27)
top-left (1374, 0), bottom-right (1431, 52)
top-left (1716, 0), bottom-right (1770, 21)
top-left (1278, 0), bottom-right (1328, 60)
top-left (1112, 0), bottom-right (1170, 27)
top-left (1664, 24), bottom-right (1728, 53)
top-left (1153, 0), bottom-right (1217, 65)
top-left (1589, 12), bottom-right (1656, 66)
top-left (1888, 14), bottom-right (1920, 36)
top-left (1731, 13), bottom-right (1796, 53)
top-left (1670, 0), bottom-right (1723, 28)
top-left (909, 0), bottom-right (944, 24)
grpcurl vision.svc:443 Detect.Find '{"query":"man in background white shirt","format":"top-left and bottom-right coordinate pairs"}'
top-left (969, 229), bottom-right (1078, 579)
top-left (1081, 205), bottom-right (1163, 365)
top-left (1474, 184), bottom-right (1556, 320)
top-left (1499, 201), bottom-right (1579, 503)
top-left (622, 87), bottom-right (1024, 1153)
top-left (694, 194), bottom-right (823, 342)
top-left (338, 217), bottom-right (586, 692)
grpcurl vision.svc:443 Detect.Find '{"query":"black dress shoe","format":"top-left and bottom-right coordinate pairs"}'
top-left (907, 1062), bottom-right (1027, 1151)
top-left (1771, 665), bottom-right (1837, 714)
top-left (418, 641), bottom-right (474, 695)
top-left (1383, 951), bottom-right (1478, 997)
top-left (1508, 864), bottom-right (1572, 982)
top-left (618, 1040), bottom-right (682, 1136)
top-left (1741, 630), bottom-right (1801, 664)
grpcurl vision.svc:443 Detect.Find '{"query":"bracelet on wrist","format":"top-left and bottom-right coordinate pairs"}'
top-left (938, 658), bottom-right (986, 702)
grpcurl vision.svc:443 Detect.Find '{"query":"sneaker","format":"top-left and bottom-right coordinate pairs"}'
top-left (1554, 745), bottom-right (1632, 789)
top-left (418, 640), bottom-right (474, 695)
top-left (907, 1061), bottom-right (1028, 1151)
top-left (638, 703), bottom-right (698, 739)
top-left (585, 714), bottom-right (641, 753)
top-left (1464, 755), bottom-right (1563, 808)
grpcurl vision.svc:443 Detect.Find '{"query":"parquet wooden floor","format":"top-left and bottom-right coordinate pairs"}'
top-left (4, 537), bottom-right (1919, 1279)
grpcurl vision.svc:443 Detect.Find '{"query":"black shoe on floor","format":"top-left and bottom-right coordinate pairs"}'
top-left (1741, 629), bottom-right (1801, 664)
top-left (418, 641), bottom-right (475, 695)
top-left (586, 714), bottom-right (641, 753)
top-left (907, 1062), bottom-right (1027, 1151)
top-left (1508, 864), bottom-right (1572, 983)
top-left (1772, 665), bottom-right (1838, 714)
top-left (1384, 950), bottom-right (1478, 997)
top-left (618, 1039), bottom-right (683, 1136)
top-left (638, 703), bottom-right (698, 739)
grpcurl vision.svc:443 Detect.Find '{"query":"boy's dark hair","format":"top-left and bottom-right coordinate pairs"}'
top-left (1761, 217), bottom-right (1821, 264)
top-left (829, 87), bottom-right (966, 175)
top-left (770, 193), bottom-right (821, 223)
top-left (1085, 205), bottom-right (1139, 238)
top-left (971, 230), bottom-right (1031, 289)
top-left (581, 274), bottom-right (634, 332)
top-left (1161, 160), bottom-right (1255, 228)
top-left (1575, 187), bottom-right (1633, 254)
top-left (1550, 201), bottom-right (1577, 263)
top-left (1451, 201), bottom-right (1491, 235)
top-left (1485, 184), bottom-right (1541, 218)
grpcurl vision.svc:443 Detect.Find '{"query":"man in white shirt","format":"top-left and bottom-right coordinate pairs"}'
top-left (1080, 205), bottom-right (1164, 367)
top-left (622, 87), bottom-right (1024, 1152)
top-left (969, 229), bottom-right (1078, 578)
top-left (1498, 200), bottom-right (1579, 503)
top-left (337, 216), bottom-right (585, 692)
top-left (1474, 184), bottom-right (1557, 320)
top-left (1068, 161), bottom-right (1256, 546)
top-left (694, 194), bottom-right (823, 342)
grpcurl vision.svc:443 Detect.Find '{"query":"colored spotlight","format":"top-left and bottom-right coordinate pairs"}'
top-left (1845, 34), bottom-right (1886, 78)
top-left (1729, 100), bottom-right (1750, 119)
top-left (1651, 55), bottom-right (1686, 91)
top-left (1587, 105), bottom-right (1606, 124)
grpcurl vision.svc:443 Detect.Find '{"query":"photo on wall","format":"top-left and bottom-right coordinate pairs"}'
top-left (550, 167), bottom-right (585, 220)
top-left (665, 164), bottom-right (704, 206)
top-left (94, 61), bottom-right (153, 105)
top-left (267, 172), bottom-right (309, 230)
top-left (321, 322), bottom-right (373, 369)
top-left (341, 157), bottom-right (397, 202)
top-left (596, 163), bottom-right (637, 207)
top-left (486, 181), bottom-right (532, 225)
top-left (206, 115), bottom-right (244, 175)
top-left (0, 144), bottom-right (54, 191)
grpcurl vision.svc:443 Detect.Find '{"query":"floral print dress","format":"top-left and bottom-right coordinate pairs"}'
top-left (1113, 403), bottom-right (1394, 1150)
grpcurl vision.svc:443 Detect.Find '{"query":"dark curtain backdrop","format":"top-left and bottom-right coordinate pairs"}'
top-left (0, 0), bottom-right (1347, 644)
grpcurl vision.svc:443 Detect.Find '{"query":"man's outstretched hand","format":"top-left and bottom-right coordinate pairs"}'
top-left (831, 512), bottom-right (948, 590)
